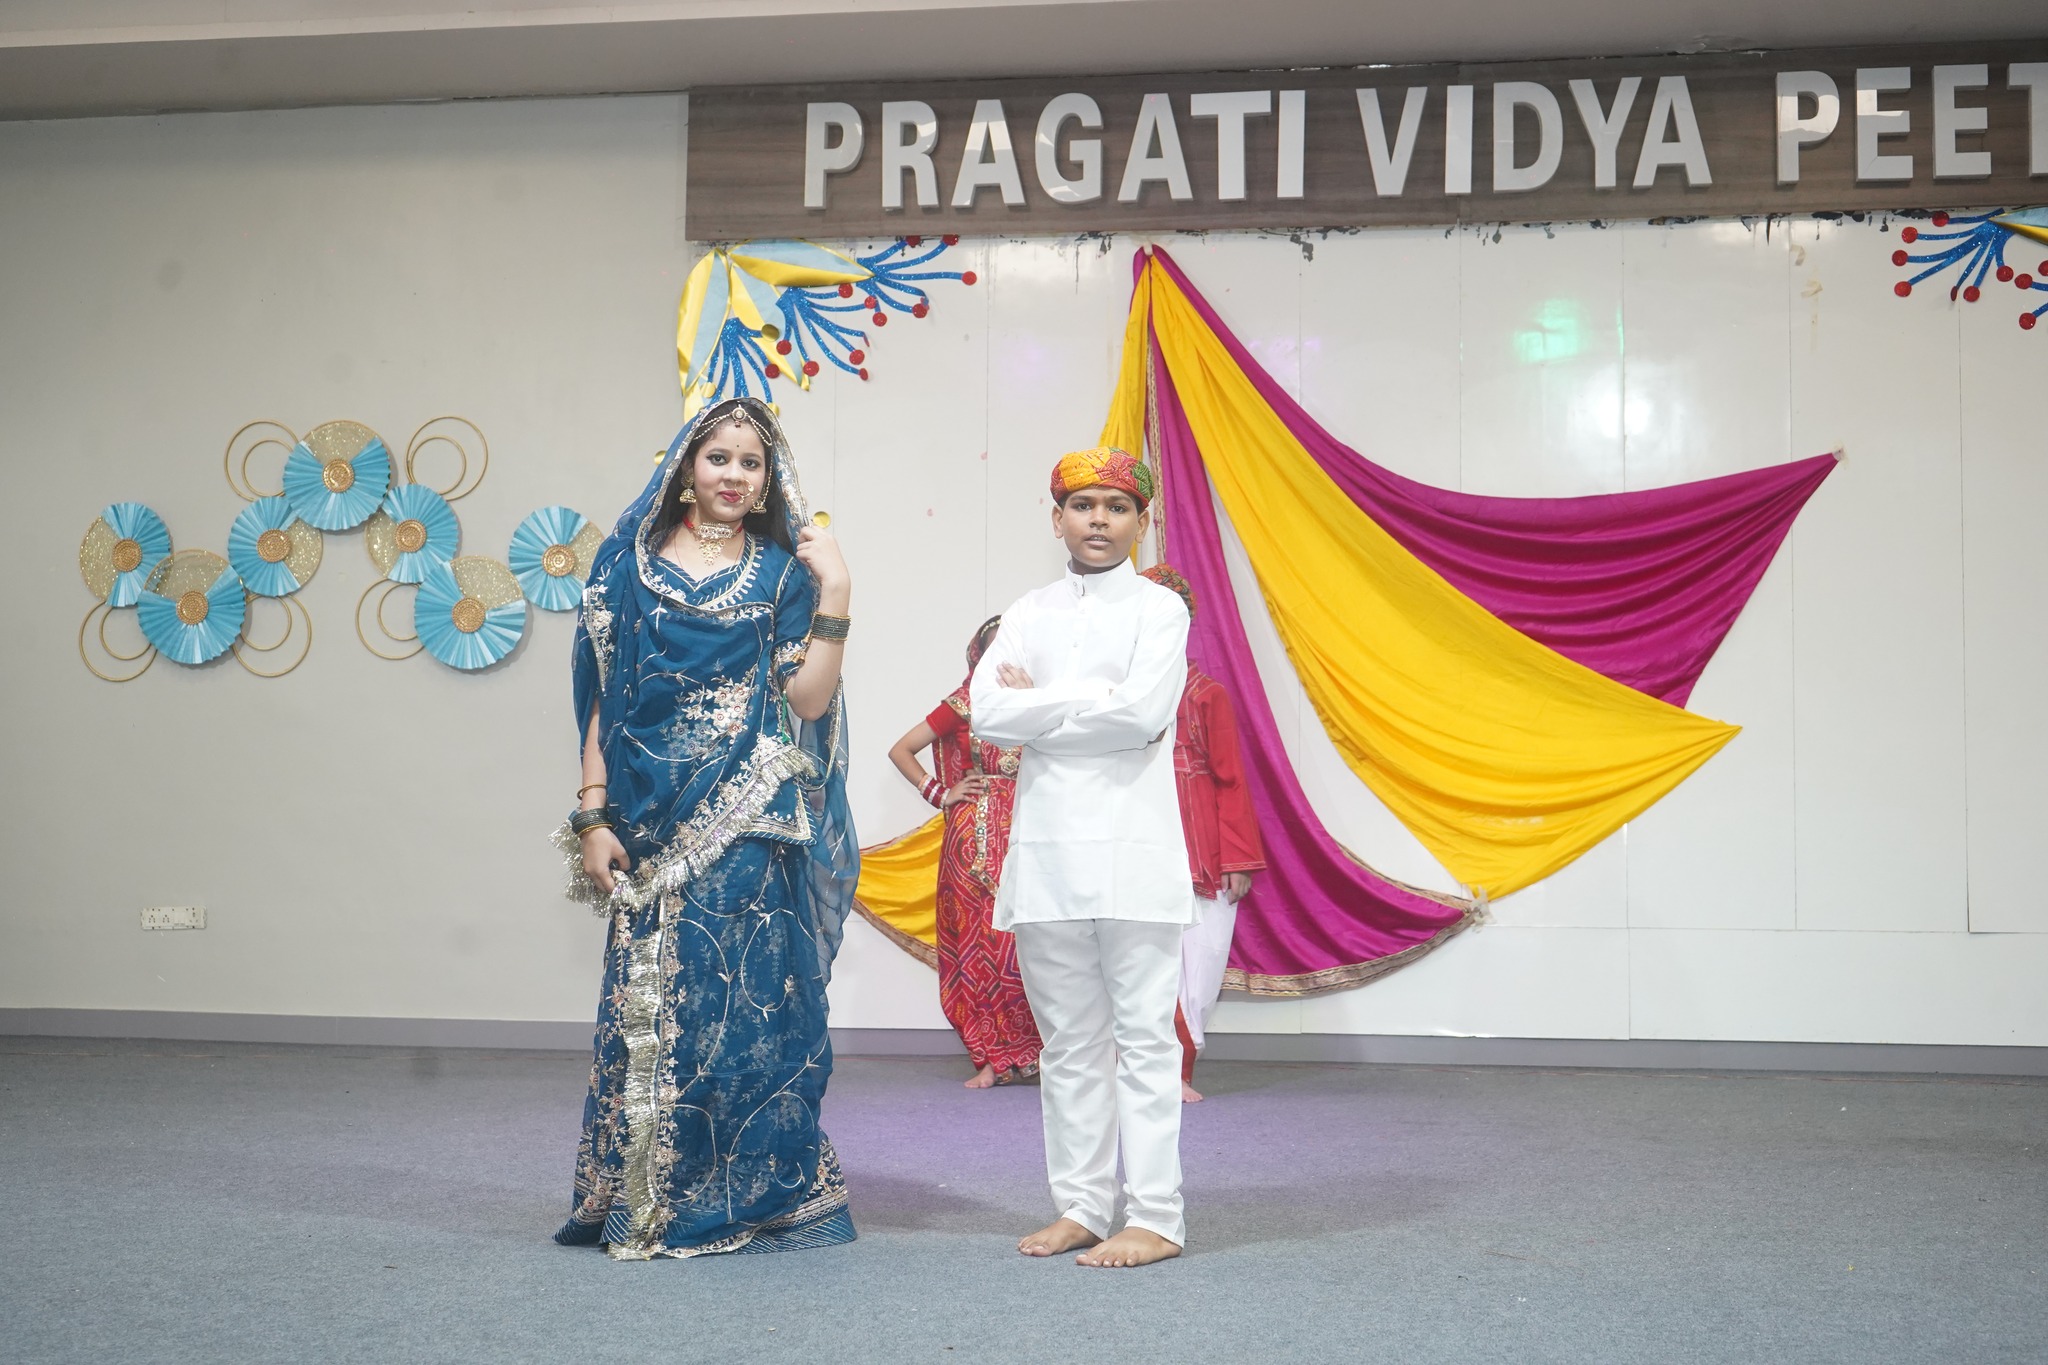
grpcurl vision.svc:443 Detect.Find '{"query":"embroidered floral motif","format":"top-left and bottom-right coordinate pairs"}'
top-left (663, 669), bottom-right (759, 760)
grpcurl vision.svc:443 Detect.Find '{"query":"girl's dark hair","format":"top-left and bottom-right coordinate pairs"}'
top-left (966, 615), bottom-right (1002, 669)
top-left (650, 398), bottom-right (795, 554)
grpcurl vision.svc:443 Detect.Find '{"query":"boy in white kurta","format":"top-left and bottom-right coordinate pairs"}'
top-left (971, 447), bottom-right (1194, 1268)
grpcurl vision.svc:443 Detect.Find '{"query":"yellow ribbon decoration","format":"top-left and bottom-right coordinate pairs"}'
top-left (1125, 253), bottom-right (1739, 896)
top-left (850, 814), bottom-right (943, 965)
top-left (676, 243), bottom-right (876, 416)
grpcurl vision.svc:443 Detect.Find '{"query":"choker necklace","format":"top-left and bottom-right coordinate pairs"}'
top-left (688, 517), bottom-right (737, 567)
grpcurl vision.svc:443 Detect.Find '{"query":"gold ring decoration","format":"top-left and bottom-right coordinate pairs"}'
top-left (224, 420), bottom-right (299, 501)
top-left (232, 594), bottom-right (313, 678)
top-left (450, 596), bottom-right (488, 634)
top-left (541, 544), bottom-right (577, 577)
top-left (394, 518), bottom-right (428, 554)
top-left (404, 415), bottom-right (490, 501)
top-left (355, 579), bottom-right (424, 660)
top-left (78, 602), bottom-right (156, 683)
top-left (255, 528), bottom-right (292, 563)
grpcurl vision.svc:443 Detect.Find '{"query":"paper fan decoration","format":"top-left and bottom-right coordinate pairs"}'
top-left (281, 420), bottom-right (392, 530)
top-left (415, 555), bottom-right (527, 670)
top-left (508, 506), bottom-right (603, 610)
top-left (226, 496), bottom-right (322, 597)
top-left (137, 550), bottom-right (246, 665)
top-left (79, 502), bottom-right (171, 607)
top-left (363, 483), bottom-right (460, 584)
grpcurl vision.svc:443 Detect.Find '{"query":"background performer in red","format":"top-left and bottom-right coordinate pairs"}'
top-left (887, 617), bottom-right (1044, 1088)
top-left (1141, 566), bottom-right (1267, 1103)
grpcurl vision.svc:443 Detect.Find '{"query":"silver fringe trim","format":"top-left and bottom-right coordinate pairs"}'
top-left (614, 897), bottom-right (671, 1251)
top-left (553, 737), bottom-right (822, 915)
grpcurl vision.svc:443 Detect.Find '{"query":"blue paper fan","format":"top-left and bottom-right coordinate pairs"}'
top-left (226, 496), bottom-right (319, 597)
top-left (137, 554), bottom-right (247, 665)
top-left (508, 505), bottom-right (595, 610)
top-left (93, 502), bottom-right (173, 607)
top-left (379, 483), bottom-right (461, 584)
top-left (281, 435), bottom-right (391, 530)
top-left (416, 556), bottom-right (527, 670)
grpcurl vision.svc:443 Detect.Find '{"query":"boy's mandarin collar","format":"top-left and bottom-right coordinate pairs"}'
top-left (1066, 558), bottom-right (1142, 599)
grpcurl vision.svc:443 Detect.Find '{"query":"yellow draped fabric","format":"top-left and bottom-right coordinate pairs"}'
top-left (849, 814), bottom-right (942, 966)
top-left (1117, 255), bottom-right (1739, 896)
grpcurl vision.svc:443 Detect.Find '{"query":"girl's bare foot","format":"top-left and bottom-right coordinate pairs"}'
top-left (1181, 1082), bottom-right (1203, 1103)
top-left (963, 1064), bottom-right (997, 1089)
top-left (1017, 1218), bottom-right (1100, 1257)
top-left (1077, 1227), bottom-right (1181, 1268)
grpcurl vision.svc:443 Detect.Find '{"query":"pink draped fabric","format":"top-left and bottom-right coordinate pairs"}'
top-left (1153, 346), bottom-right (1475, 995)
top-left (1150, 248), bottom-right (1836, 707)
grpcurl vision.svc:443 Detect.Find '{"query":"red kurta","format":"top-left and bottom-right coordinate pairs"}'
top-left (927, 689), bottom-right (1042, 1075)
top-left (1171, 664), bottom-right (1266, 897)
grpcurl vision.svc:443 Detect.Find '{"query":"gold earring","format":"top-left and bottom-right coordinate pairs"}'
top-left (679, 480), bottom-right (697, 505)
top-left (750, 490), bottom-right (769, 514)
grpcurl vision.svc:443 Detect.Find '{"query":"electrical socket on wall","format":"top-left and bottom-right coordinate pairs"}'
top-left (141, 906), bottom-right (205, 931)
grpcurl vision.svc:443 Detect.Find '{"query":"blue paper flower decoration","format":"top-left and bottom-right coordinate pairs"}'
top-left (372, 483), bottom-right (461, 584)
top-left (226, 496), bottom-right (323, 597)
top-left (281, 425), bottom-right (392, 531)
top-left (137, 551), bottom-right (247, 665)
top-left (415, 555), bottom-right (527, 670)
top-left (79, 501), bottom-right (172, 607)
top-left (508, 506), bottom-right (603, 610)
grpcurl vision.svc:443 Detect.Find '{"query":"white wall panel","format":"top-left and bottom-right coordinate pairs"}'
top-left (1296, 927), bottom-right (1632, 1040)
top-left (1787, 219), bottom-right (1968, 933)
top-left (1958, 276), bottom-right (2048, 933)
top-left (1631, 929), bottom-right (2048, 1045)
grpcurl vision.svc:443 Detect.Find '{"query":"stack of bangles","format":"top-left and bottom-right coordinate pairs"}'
top-left (809, 612), bottom-right (851, 643)
top-left (920, 776), bottom-right (946, 808)
top-left (571, 783), bottom-right (613, 837)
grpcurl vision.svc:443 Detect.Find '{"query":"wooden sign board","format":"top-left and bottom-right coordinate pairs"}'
top-left (686, 41), bottom-right (2048, 239)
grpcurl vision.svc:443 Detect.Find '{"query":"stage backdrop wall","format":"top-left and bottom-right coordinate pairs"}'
top-left (2, 94), bottom-right (2041, 1048)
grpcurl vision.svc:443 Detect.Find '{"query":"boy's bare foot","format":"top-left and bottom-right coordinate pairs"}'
top-left (1181, 1082), bottom-right (1203, 1103)
top-left (1017, 1218), bottom-right (1100, 1257)
top-left (1076, 1227), bottom-right (1181, 1268)
top-left (964, 1064), bottom-right (997, 1089)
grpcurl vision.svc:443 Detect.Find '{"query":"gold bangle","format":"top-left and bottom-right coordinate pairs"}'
top-left (577, 782), bottom-right (608, 798)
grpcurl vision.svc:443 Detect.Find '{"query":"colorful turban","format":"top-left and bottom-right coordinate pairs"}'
top-left (1140, 563), bottom-right (1197, 619)
top-left (1050, 446), bottom-right (1156, 508)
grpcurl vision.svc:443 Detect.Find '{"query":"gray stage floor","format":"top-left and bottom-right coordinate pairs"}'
top-left (1, 1038), bottom-right (2042, 1364)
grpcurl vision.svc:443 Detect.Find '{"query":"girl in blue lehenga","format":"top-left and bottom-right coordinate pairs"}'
top-left (552, 395), bottom-right (859, 1260)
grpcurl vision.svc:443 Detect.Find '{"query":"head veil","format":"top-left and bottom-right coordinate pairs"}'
top-left (568, 395), bottom-right (857, 980)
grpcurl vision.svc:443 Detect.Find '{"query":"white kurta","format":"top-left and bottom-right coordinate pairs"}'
top-left (970, 560), bottom-right (1194, 931)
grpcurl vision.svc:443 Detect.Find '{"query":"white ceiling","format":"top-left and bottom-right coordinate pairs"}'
top-left (3, 0), bottom-right (2043, 120)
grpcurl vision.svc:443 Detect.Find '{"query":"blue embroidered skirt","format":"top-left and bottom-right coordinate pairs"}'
top-left (554, 836), bottom-right (855, 1258)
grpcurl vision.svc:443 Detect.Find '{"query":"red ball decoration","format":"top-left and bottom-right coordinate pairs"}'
top-left (2039, 259), bottom-right (2048, 274)
top-left (837, 282), bottom-right (854, 298)
top-left (873, 312), bottom-right (888, 326)
top-left (912, 302), bottom-right (929, 318)
top-left (1894, 281), bottom-right (1913, 297)
top-left (1998, 266), bottom-right (2015, 282)
top-left (1900, 226), bottom-right (1919, 243)
top-left (961, 270), bottom-right (979, 285)
top-left (862, 295), bottom-right (878, 309)
top-left (848, 348), bottom-right (866, 365)
top-left (943, 234), bottom-right (959, 246)
top-left (858, 367), bottom-right (870, 380)
top-left (1931, 211), bottom-right (1950, 227)
top-left (1964, 285), bottom-right (1981, 302)
top-left (905, 235), bottom-right (922, 246)
top-left (765, 363), bottom-right (782, 379)
top-left (1892, 250), bottom-right (1909, 267)
top-left (802, 360), bottom-right (820, 377)
top-left (2023, 313), bottom-right (2039, 330)
top-left (2019, 274), bottom-right (2038, 290)
top-left (775, 339), bottom-right (793, 355)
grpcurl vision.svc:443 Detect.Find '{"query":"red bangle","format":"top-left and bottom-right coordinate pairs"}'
top-left (921, 777), bottom-right (945, 808)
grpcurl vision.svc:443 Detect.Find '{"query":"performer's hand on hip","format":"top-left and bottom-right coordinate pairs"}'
top-left (1223, 871), bottom-right (1253, 903)
top-left (581, 827), bottom-right (632, 895)
top-left (997, 662), bottom-right (1035, 689)
top-left (942, 774), bottom-right (991, 809)
top-left (794, 524), bottom-right (850, 598)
